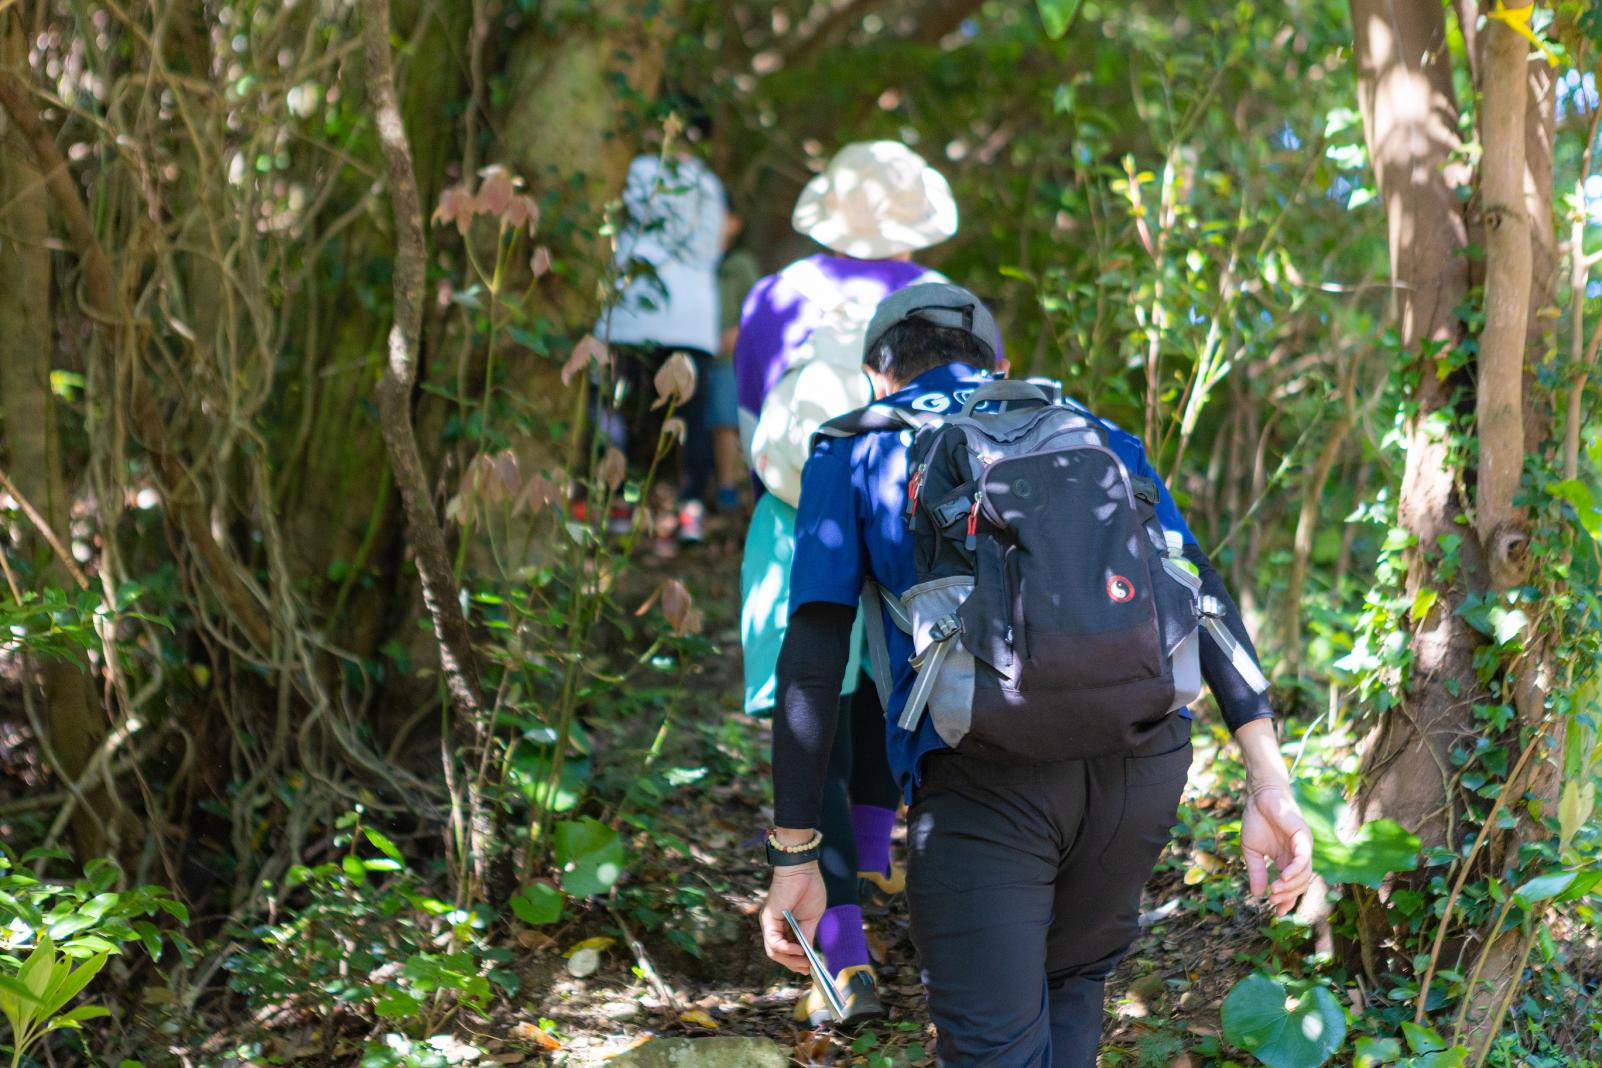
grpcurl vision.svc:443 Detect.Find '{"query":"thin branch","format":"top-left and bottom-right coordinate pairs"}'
top-left (0, 463), bottom-right (90, 590)
top-left (356, 0), bottom-right (510, 903)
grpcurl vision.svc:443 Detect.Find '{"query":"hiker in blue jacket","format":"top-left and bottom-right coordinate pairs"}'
top-left (757, 284), bottom-right (1313, 1066)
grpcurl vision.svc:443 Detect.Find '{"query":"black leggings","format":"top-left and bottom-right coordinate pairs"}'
top-left (816, 676), bottom-right (902, 905)
top-left (599, 344), bottom-right (713, 498)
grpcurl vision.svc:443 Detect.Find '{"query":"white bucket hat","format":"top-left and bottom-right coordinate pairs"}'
top-left (791, 141), bottom-right (958, 259)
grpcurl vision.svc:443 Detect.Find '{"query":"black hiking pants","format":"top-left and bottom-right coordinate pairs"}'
top-left (906, 714), bottom-right (1192, 1067)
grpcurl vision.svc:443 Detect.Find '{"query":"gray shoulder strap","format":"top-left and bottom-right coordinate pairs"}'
top-left (859, 581), bottom-right (911, 711)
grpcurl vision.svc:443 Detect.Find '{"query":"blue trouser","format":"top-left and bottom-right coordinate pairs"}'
top-left (678, 351), bottom-right (737, 505)
top-left (906, 715), bottom-right (1192, 1066)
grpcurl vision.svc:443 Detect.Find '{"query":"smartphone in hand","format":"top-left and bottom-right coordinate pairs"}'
top-left (783, 909), bottom-right (847, 1021)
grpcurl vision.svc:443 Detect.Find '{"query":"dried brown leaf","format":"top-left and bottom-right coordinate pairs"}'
top-left (431, 184), bottom-right (474, 233)
top-left (514, 928), bottom-right (556, 951)
top-left (489, 450), bottom-right (521, 502)
top-left (659, 579), bottom-right (697, 635)
top-left (561, 334), bottom-right (610, 386)
top-left (505, 194), bottom-right (541, 237)
top-left (479, 166), bottom-right (515, 216)
top-left (510, 1021), bottom-right (561, 1050)
top-left (598, 447), bottom-right (627, 492)
top-left (519, 471), bottom-right (566, 516)
top-left (794, 1029), bottom-right (833, 1064)
top-left (651, 350), bottom-right (697, 410)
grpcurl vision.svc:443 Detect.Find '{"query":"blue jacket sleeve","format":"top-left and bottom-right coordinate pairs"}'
top-left (789, 443), bottom-right (867, 610)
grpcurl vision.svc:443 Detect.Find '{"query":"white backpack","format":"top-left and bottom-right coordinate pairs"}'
top-left (748, 264), bottom-right (943, 506)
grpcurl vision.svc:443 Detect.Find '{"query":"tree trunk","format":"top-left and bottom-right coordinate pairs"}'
top-left (1349, 0), bottom-right (1481, 859)
top-left (1475, 15), bottom-right (1531, 590)
top-left (0, 12), bottom-right (120, 860)
top-left (1457, 30), bottom-right (1559, 1059)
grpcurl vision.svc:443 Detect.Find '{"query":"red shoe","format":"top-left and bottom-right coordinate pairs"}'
top-left (676, 500), bottom-right (705, 543)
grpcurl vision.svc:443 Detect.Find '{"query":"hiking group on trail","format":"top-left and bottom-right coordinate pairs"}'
top-left (597, 135), bottom-right (1316, 1067)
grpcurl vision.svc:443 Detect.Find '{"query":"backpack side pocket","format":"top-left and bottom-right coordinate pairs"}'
top-left (901, 576), bottom-right (979, 748)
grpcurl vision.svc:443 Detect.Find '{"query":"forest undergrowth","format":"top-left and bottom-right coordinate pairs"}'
top-left (0, 511), bottom-right (1369, 1066)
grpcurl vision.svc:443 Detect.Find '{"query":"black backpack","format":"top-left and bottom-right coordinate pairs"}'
top-left (816, 379), bottom-right (1265, 762)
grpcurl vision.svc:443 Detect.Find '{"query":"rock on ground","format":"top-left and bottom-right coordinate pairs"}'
top-left (605, 1036), bottom-right (788, 1068)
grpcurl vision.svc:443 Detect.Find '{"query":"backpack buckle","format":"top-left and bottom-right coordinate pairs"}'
top-left (929, 614), bottom-right (962, 643)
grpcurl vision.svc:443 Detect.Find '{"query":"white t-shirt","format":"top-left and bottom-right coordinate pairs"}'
top-left (597, 154), bottom-right (726, 354)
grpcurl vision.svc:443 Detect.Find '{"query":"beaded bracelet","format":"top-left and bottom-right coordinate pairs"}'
top-left (766, 829), bottom-right (823, 853)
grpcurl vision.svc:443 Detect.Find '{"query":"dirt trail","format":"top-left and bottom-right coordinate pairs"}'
top-left (525, 514), bottom-right (1263, 1066)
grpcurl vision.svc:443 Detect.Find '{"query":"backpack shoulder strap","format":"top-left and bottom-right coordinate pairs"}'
top-left (811, 403), bottom-right (922, 451)
top-left (859, 581), bottom-right (911, 710)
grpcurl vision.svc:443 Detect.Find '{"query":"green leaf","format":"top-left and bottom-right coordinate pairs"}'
top-left (552, 818), bottom-right (625, 898)
top-left (1554, 869), bottom-right (1602, 903)
top-left (342, 854), bottom-right (368, 885)
top-left (1294, 783), bottom-right (1420, 888)
top-left (60, 935), bottom-right (117, 956)
top-left (374, 986), bottom-right (422, 1019)
top-left (43, 950), bottom-right (107, 1013)
top-left (0, 973), bottom-right (43, 1006)
top-left (1558, 779), bottom-right (1594, 852)
top-left (510, 883), bottom-right (563, 926)
top-left (364, 828), bottom-right (405, 864)
top-left (1036, 0), bottom-right (1083, 38)
top-left (1490, 607), bottom-right (1528, 647)
top-left (1401, 1022), bottom-right (1448, 1055)
top-left (47, 1003), bottom-right (109, 1030)
top-left (20, 847), bottom-right (73, 866)
top-left (1547, 478), bottom-right (1602, 539)
top-left (83, 858), bottom-right (120, 893)
top-left (1354, 1036), bottom-right (1401, 1068)
top-left (132, 921), bottom-right (163, 962)
top-left (1221, 973), bottom-right (1346, 1068)
top-left (20, 937), bottom-right (59, 999)
top-left (510, 746), bottom-right (589, 813)
top-left (1409, 588), bottom-right (1437, 624)
top-left (1513, 870), bottom-right (1575, 902)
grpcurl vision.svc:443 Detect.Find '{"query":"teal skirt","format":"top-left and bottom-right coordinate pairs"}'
top-left (739, 491), bottom-right (862, 716)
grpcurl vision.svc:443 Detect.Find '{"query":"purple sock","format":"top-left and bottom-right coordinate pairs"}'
top-left (816, 904), bottom-right (870, 974)
top-left (851, 804), bottom-right (896, 876)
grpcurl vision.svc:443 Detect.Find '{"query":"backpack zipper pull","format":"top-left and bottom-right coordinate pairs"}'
top-left (965, 492), bottom-right (982, 551)
top-left (906, 464), bottom-right (925, 519)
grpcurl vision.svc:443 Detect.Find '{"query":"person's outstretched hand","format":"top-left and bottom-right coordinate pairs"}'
top-left (1240, 783), bottom-right (1314, 916)
top-left (759, 863), bottom-right (826, 974)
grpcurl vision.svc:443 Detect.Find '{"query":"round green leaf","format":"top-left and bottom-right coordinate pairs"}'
top-left (1222, 973), bottom-right (1347, 1068)
top-left (510, 883), bottom-right (563, 926)
top-left (553, 818), bottom-right (624, 898)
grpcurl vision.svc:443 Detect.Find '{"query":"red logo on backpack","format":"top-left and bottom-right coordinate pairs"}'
top-left (1106, 575), bottom-right (1135, 603)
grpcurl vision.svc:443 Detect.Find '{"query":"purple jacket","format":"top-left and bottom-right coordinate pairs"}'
top-left (733, 254), bottom-right (942, 432)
